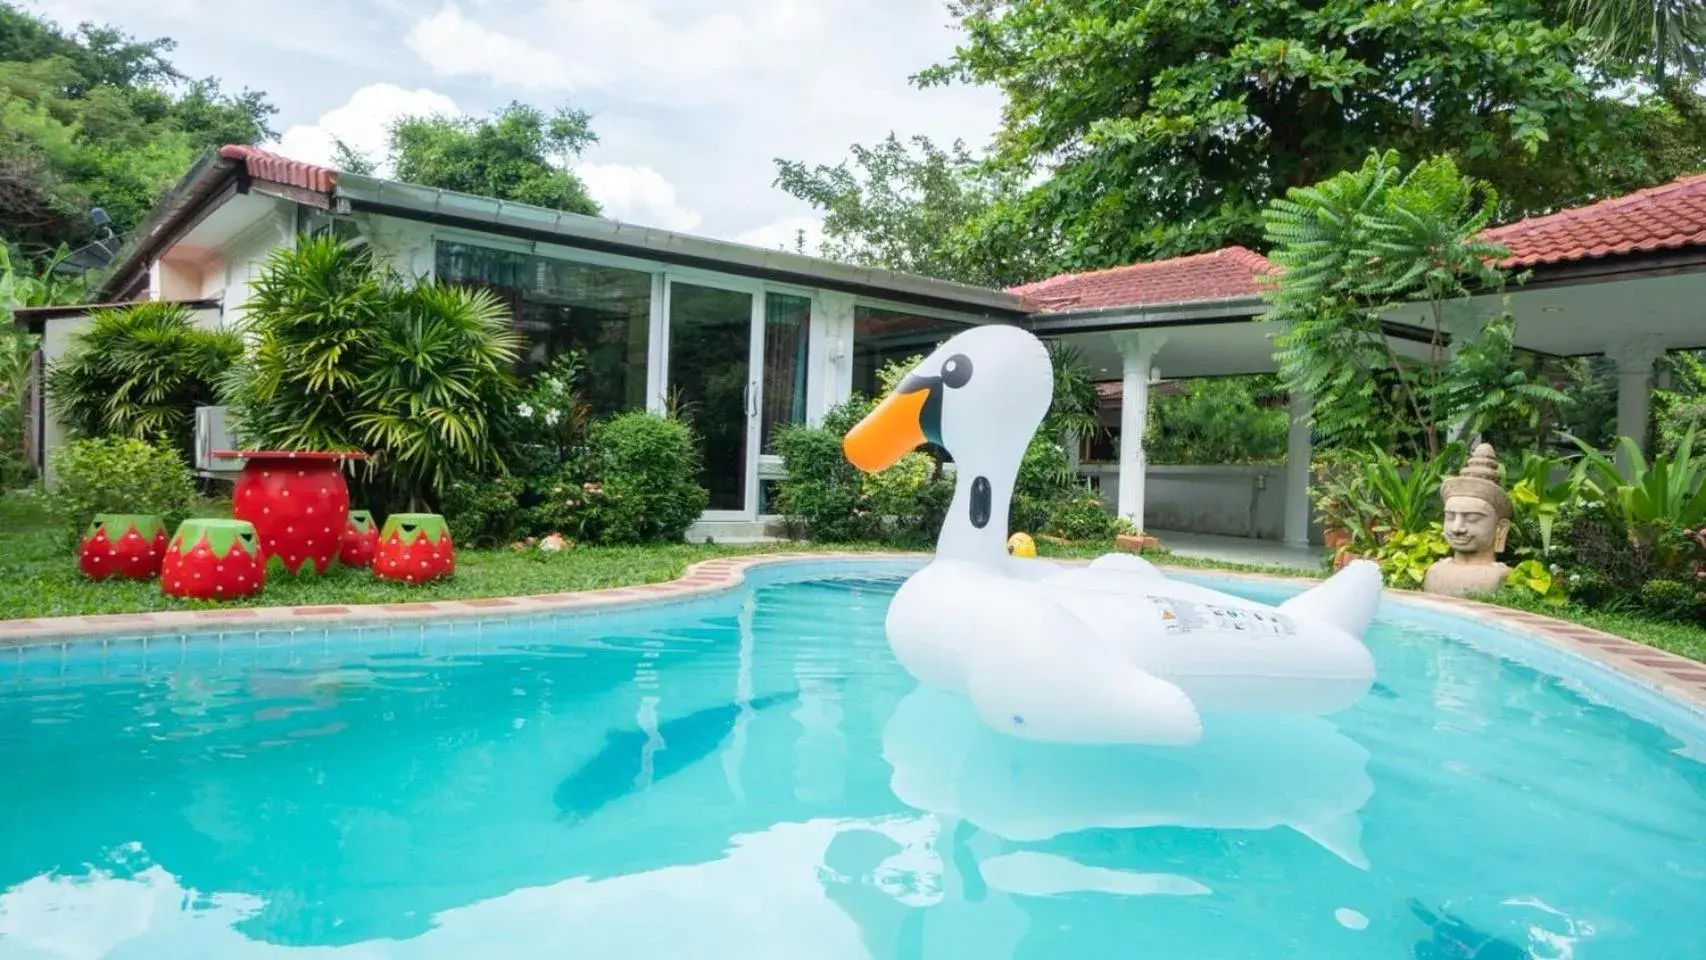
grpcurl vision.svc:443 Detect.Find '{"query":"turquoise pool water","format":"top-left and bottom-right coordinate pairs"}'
top-left (2, 559), bottom-right (1705, 958)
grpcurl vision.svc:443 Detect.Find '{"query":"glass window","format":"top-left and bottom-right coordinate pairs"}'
top-left (435, 241), bottom-right (651, 416)
top-left (851, 305), bottom-right (978, 398)
top-left (761, 292), bottom-right (811, 453)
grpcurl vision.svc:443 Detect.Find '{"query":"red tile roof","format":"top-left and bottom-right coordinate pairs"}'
top-left (1009, 246), bottom-right (1274, 314)
top-left (218, 144), bottom-right (338, 194)
top-left (1482, 171), bottom-right (1706, 268)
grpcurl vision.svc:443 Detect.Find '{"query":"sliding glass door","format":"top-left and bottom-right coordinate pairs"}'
top-left (668, 280), bottom-right (758, 515)
top-left (666, 281), bottom-right (814, 520)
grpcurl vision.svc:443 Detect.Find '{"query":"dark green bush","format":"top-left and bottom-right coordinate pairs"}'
top-left (48, 437), bottom-right (197, 543)
top-left (1638, 579), bottom-right (1703, 622)
top-left (1046, 494), bottom-right (1124, 542)
top-left (773, 415), bottom-right (877, 542)
top-left (582, 412), bottom-right (708, 544)
top-left (441, 473), bottom-right (528, 547)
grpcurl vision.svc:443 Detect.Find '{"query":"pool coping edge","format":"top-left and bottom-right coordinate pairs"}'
top-left (5, 553), bottom-right (1704, 715)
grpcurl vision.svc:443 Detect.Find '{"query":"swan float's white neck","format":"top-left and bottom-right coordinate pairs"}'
top-left (934, 448), bottom-right (1021, 566)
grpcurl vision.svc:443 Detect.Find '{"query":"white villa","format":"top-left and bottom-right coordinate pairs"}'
top-left (16, 146), bottom-right (1706, 545)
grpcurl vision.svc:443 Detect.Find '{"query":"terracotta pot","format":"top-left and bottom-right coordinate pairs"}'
top-left (78, 514), bottom-right (168, 581)
top-left (220, 450), bottom-right (366, 576)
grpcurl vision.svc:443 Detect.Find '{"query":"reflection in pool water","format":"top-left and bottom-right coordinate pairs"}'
top-left (1, 561), bottom-right (1704, 958)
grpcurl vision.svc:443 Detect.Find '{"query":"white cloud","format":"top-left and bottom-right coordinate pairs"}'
top-left (573, 163), bottom-right (701, 231)
top-left (733, 216), bottom-right (824, 255)
top-left (402, 0), bottom-right (1003, 244)
top-left (271, 83), bottom-right (461, 173)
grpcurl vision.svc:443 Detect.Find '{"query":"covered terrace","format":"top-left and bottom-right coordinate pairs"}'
top-left (1024, 172), bottom-right (1706, 549)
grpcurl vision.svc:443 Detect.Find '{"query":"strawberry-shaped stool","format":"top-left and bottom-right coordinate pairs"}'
top-left (373, 513), bottom-right (455, 584)
top-left (340, 510), bottom-right (379, 569)
top-left (161, 519), bottom-right (265, 600)
top-left (78, 514), bottom-right (169, 581)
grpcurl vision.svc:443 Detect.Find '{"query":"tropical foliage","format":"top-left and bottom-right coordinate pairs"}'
top-left (222, 235), bottom-right (521, 508)
top-left (782, 0), bottom-right (1706, 283)
top-left (1266, 151), bottom-right (1569, 456)
top-left (1146, 377), bottom-right (1289, 466)
top-left (335, 102), bottom-right (603, 216)
top-left (45, 436), bottom-right (196, 543)
top-left (1, 3), bottom-right (275, 261)
top-left (47, 302), bottom-right (241, 457)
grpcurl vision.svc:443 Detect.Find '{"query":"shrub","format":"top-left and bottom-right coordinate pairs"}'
top-left (46, 302), bottom-right (241, 458)
top-left (1, 328), bottom-right (37, 491)
top-left (1638, 579), bottom-right (1703, 622)
top-left (582, 412), bottom-right (708, 544)
top-left (775, 399), bottom-right (881, 543)
top-left (441, 473), bottom-right (528, 548)
top-left (47, 437), bottom-right (197, 543)
top-left (1375, 525), bottom-right (1452, 589)
top-left (1046, 494), bottom-right (1123, 542)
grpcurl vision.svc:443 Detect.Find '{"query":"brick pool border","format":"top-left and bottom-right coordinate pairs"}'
top-left (3, 552), bottom-right (1703, 715)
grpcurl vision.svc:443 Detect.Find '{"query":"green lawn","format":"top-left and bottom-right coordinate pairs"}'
top-left (4, 492), bottom-right (1703, 665)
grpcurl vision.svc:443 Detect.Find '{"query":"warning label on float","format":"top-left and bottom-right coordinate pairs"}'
top-left (1149, 597), bottom-right (1296, 637)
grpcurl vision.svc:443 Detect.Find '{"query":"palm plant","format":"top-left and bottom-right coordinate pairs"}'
top-left (223, 234), bottom-right (521, 508)
top-left (352, 282), bottom-right (521, 507)
top-left (221, 235), bottom-right (388, 453)
top-left (47, 302), bottom-right (241, 456)
top-left (1043, 341), bottom-right (1103, 442)
top-left (1569, 0), bottom-right (1706, 84)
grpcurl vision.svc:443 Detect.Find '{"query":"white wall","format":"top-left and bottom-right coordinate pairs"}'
top-left (215, 198), bottom-right (295, 333)
top-left (1079, 463), bottom-right (1320, 543)
top-left (37, 314), bottom-right (93, 490)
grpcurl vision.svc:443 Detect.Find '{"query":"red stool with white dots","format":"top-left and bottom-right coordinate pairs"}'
top-left (373, 514), bottom-right (455, 584)
top-left (78, 514), bottom-right (168, 581)
top-left (161, 519), bottom-right (265, 600)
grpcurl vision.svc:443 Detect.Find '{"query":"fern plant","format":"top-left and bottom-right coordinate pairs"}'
top-left (1264, 150), bottom-right (1562, 457)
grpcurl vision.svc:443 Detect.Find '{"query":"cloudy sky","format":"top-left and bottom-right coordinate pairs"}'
top-left (24, 0), bottom-right (1005, 251)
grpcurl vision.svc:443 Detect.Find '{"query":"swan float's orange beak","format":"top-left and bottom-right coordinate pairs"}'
top-left (844, 384), bottom-right (932, 473)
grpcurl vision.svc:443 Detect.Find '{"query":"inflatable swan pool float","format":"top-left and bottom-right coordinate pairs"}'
top-left (843, 324), bottom-right (1382, 745)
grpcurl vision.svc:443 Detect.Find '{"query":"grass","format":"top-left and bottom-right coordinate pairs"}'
top-left (4, 492), bottom-right (1703, 665)
top-left (0, 493), bottom-right (905, 620)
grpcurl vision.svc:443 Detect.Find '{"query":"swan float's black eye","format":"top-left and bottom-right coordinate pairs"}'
top-left (940, 354), bottom-right (973, 389)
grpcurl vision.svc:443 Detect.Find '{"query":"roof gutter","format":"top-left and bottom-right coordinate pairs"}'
top-left (94, 149), bottom-right (244, 302)
top-left (332, 175), bottom-right (1031, 320)
top-left (1027, 293), bottom-right (1271, 333)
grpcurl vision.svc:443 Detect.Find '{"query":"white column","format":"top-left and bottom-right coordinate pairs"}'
top-left (1113, 332), bottom-right (1165, 530)
top-left (1284, 390), bottom-right (1313, 547)
top-left (1609, 337), bottom-right (1665, 458)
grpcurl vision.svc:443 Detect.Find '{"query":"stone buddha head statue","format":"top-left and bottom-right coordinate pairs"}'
top-left (1439, 443), bottom-right (1511, 563)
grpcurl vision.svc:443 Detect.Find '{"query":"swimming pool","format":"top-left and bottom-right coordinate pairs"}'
top-left (2, 558), bottom-right (1704, 958)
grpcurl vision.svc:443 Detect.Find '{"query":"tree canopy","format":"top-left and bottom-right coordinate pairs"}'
top-left (781, 0), bottom-right (1706, 284)
top-left (384, 102), bottom-right (601, 216)
top-left (0, 3), bottom-right (275, 262)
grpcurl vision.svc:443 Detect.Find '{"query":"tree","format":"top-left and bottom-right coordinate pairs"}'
top-left (1264, 151), bottom-right (1568, 457)
top-left (385, 102), bottom-right (601, 215)
top-left (0, 3), bottom-right (276, 261)
top-left (883, 0), bottom-right (1706, 279)
top-left (773, 134), bottom-right (1037, 286)
top-left (1569, 0), bottom-right (1706, 83)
